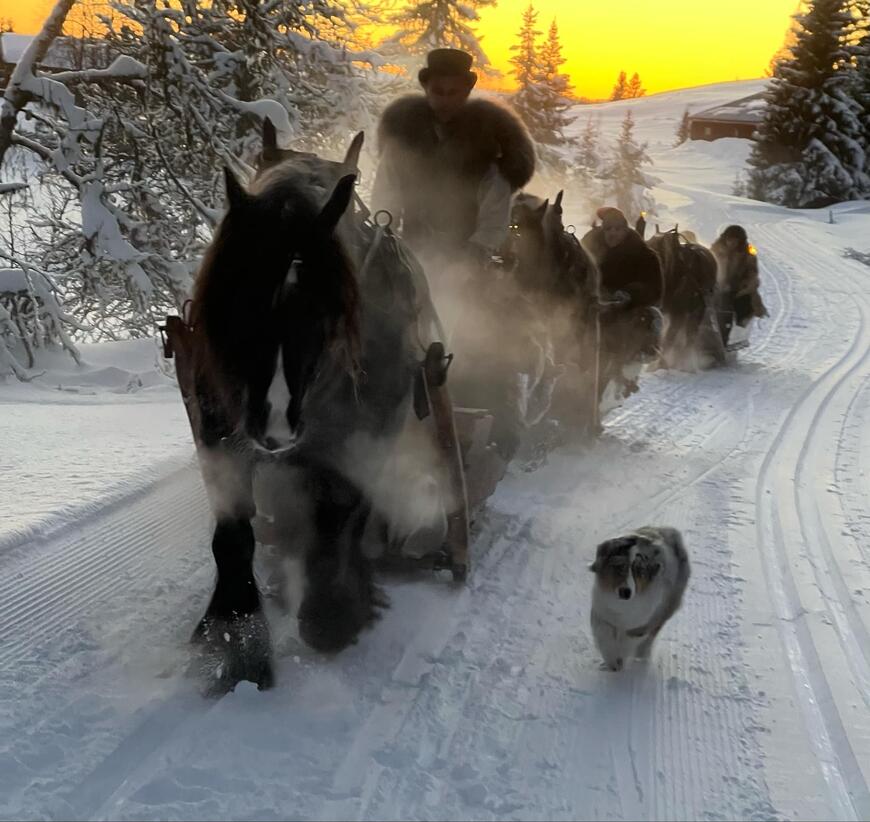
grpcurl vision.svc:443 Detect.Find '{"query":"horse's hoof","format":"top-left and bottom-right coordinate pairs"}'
top-left (297, 583), bottom-right (369, 653)
top-left (192, 610), bottom-right (274, 695)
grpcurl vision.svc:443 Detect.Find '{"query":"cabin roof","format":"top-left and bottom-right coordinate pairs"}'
top-left (689, 92), bottom-right (767, 126)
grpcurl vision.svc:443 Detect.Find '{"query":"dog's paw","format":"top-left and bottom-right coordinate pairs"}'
top-left (599, 658), bottom-right (624, 672)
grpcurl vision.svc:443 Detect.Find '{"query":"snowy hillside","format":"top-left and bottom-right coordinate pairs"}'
top-left (3, 80), bottom-right (870, 821)
top-left (567, 79), bottom-right (768, 150)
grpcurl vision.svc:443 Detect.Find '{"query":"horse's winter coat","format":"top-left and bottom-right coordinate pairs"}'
top-left (187, 138), bottom-right (427, 693)
top-left (648, 229), bottom-right (726, 369)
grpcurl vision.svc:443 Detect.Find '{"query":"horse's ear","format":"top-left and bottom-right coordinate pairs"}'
top-left (535, 199), bottom-right (549, 222)
top-left (224, 167), bottom-right (248, 211)
top-left (554, 190), bottom-right (564, 209)
top-left (263, 118), bottom-right (278, 152)
top-left (343, 131), bottom-right (364, 171)
top-left (317, 173), bottom-right (356, 232)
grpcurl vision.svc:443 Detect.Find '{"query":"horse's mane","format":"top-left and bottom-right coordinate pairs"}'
top-left (190, 165), bottom-right (361, 424)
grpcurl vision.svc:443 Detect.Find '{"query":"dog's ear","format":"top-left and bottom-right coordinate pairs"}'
top-left (593, 536), bottom-right (636, 571)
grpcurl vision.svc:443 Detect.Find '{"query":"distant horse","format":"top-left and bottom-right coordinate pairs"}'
top-left (647, 227), bottom-right (726, 370)
top-left (185, 131), bottom-right (427, 693)
top-left (507, 191), bottom-right (600, 432)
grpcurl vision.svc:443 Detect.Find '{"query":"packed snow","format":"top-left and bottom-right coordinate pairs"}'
top-left (3, 80), bottom-right (870, 821)
top-left (0, 340), bottom-right (191, 550)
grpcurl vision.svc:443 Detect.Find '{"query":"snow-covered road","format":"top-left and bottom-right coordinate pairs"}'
top-left (3, 82), bottom-right (870, 820)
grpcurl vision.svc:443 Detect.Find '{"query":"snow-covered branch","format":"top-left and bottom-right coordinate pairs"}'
top-left (46, 55), bottom-right (148, 85)
top-left (0, 0), bottom-right (77, 169)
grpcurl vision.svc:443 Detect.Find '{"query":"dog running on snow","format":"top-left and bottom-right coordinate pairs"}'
top-left (589, 526), bottom-right (690, 671)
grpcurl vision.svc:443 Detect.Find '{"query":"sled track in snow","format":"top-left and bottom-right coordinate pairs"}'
top-left (753, 225), bottom-right (870, 819)
top-left (0, 467), bottom-right (208, 671)
top-left (834, 374), bottom-right (870, 572)
top-left (0, 467), bottom-right (213, 819)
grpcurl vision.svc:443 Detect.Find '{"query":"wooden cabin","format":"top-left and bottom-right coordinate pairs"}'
top-left (689, 93), bottom-right (766, 141)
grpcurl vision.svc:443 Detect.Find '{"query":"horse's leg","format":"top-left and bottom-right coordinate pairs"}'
top-left (297, 464), bottom-right (382, 653)
top-left (659, 312), bottom-right (680, 368)
top-left (194, 443), bottom-right (273, 693)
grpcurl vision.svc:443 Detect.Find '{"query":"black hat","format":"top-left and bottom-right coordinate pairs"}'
top-left (721, 225), bottom-right (748, 243)
top-left (418, 48), bottom-right (477, 86)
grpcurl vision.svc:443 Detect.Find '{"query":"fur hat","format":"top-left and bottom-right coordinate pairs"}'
top-left (418, 48), bottom-right (477, 87)
top-left (596, 206), bottom-right (628, 226)
top-left (721, 224), bottom-right (748, 244)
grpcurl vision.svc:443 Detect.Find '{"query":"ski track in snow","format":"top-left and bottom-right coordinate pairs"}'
top-left (3, 81), bottom-right (870, 820)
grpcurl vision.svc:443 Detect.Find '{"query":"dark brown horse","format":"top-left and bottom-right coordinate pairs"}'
top-left (506, 191), bottom-right (601, 432)
top-left (185, 133), bottom-right (426, 694)
top-left (647, 227), bottom-right (726, 370)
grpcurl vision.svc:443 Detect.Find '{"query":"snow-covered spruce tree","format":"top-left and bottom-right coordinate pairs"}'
top-left (626, 72), bottom-right (646, 99)
top-left (610, 70), bottom-right (628, 101)
top-left (846, 0), bottom-right (870, 174)
top-left (600, 110), bottom-right (654, 220)
top-left (382, 0), bottom-right (496, 69)
top-left (768, 2), bottom-right (805, 75)
top-left (576, 115), bottom-right (601, 174)
top-left (509, 3), bottom-right (543, 135)
top-left (675, 107), bottom-right (691, 145)
top-left (534, 19), bottom-right (576, 146)
top-left (748, 0), bottom-right (869, 207)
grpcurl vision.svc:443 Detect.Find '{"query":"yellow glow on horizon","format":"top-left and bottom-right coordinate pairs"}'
top-left (474, 0), bottom-right (798, 98)
top-left (0, 0), bottom-right (53, 35)
top-left (2, 0), bottom-right (798, 99)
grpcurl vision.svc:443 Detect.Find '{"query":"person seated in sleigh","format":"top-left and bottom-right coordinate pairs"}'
top-left (582, 206), bottom-right (665, 395)
top-left (711, 225), bottom-right (768, 344)
top-left (372, 48), bottom-right (539, 462)
top-left (371, 47), bottom-right (535, 290)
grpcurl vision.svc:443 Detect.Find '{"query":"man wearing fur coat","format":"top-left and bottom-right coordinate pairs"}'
top-left (372, 48), bottom-right (536, 272)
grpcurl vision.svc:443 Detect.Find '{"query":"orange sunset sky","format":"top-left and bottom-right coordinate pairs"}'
top-left (1, 0), bottom-right (799, 99)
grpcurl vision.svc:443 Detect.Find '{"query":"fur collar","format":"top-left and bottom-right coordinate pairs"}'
top-left (377, 94), bottom-right (535, 191)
